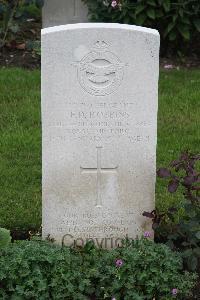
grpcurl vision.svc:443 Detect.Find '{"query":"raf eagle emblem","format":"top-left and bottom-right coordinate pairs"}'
top-left (75, 41), bottom-right (125, 96)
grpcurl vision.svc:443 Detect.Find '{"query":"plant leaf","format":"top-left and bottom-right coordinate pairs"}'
top-left (147, 8), bottom-right (155, 19)
top-left (193, 19), bottom-right (200, 32)
top-left (35, 0), bottom-right (44, 8)
top-left (178, 24), bottom-right (190, 40)
top-left (168, 179), bottom-right (179, 193)
top-left (168, 31), bottom-right (176, 41)
top-left (193, 248), bottom-right (200, 257)
top-left (163, 0), bottom-right (170, 12)
top-left (135, 13), bottom-right (146, 25)
top-left (187, 255), bottom-right (198, 271)
top-left (147, 0), bottom-right (156, 6)
top-left (10, 24), bottom-right (19, 33)
top-left (164, 22), bottom-right (175, 37)
top-left (183, 176), bottom-right (196, 186)
top-left (135, 4), bottom-right (146, 15)
top-left (157, 168), bottom-right (171, 178)
top-left (195, 232), bottom-right (200, 239)
top-left (142, 211), bottom-right (154, 218)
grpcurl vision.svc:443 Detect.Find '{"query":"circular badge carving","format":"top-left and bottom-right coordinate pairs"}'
top-left (76, 41), bottom-right (125, 96)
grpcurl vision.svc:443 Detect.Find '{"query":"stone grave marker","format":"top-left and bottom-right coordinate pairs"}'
top-left (42, 23), bottom-right (160, 248)
top-left (42, 0), bottom-right (88, 28)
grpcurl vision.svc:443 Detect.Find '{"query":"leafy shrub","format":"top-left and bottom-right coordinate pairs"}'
top-left (0, 0), bottom-right (44, 48)
top-left (82, 0), bottom-right (200, 55)
top-left (0, 228), bottom-right (11, 249)
top-left (143, 151), bottom-right (200, 271)
top-left (0, 238), bottom-right (197, 299)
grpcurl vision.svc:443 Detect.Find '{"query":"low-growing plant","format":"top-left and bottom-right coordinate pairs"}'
top-left (143, 151), bottom-right (200, 271)
top-left (0, 238), bottom-right (197, 299)
top-left (82, 0), bottom-right (200, 55)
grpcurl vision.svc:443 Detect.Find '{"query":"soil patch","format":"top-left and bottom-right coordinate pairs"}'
top-left (0, 47), bottom-right (40, 69)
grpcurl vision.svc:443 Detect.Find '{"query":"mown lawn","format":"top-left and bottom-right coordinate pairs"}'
top-left (0, 68), bottom-right (199, 230)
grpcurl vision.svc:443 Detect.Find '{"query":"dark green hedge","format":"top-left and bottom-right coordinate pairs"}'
top-left (82, 0), bottom-right (200, 55)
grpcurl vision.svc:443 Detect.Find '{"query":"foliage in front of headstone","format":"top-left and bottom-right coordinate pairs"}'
top-left (143, 151), bottom-right (200, 271)
top-left (0, 228), bottom-right (11, 249)
top-left (0, 238), bottom-right (197, 299)
top-left (82, 0), bottom-right (200, 55)
top-left (0, 0), bottom-right (44, 48)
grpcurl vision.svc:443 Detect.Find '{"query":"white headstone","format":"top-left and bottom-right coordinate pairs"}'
top-left (42, 23), bottom-right (160, 248)
top-left (42, 0), bottom-right (88, 28)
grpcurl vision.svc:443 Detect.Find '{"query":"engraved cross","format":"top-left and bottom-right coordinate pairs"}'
top-left (81, 147), bottom-right (118, 207)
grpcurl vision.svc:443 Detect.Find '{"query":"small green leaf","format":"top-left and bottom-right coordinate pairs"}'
top-left (163, 0), bottom-right (171, 12)
top-left (178, 24), bottom-right (190, 40)
top-left (182, 242), bottom-right (190, 247)
top-left (179, 8), bottom-right (184, 18)
top-left (187, 255), bottom-right (198, 271)
top-left (164, 22), bottom-right (175, 37)
top-left (193, 19), bottom-right (200, 32)
top-left (187, 208), bottom-right (197, 218)
top-left (0, 38), bottom-right (4, 48)
top-left (10, 24), bottom-right (19, 33)
top-left (195, 232), bottom-right (200, 239)
top-left (147, 0), bottom-right (156, 6)
top-left (173, 15), bottom-right (178, 22)
top-left (166, 240), bottom-right (174, 249)
top-left (128, 11), bottom-right (136, 19)
top-left (135, 13), bottom-right (147, 26)
top-left (15, 10), bottom-right (23, 18)
top-left (135, 4), bottom-right (146, 16)
top-left (124, 16), bottom-right (131, 24)
top-left (182, 249), bottom-right (193, 258)
top-left (182, 17), bottom-right (190, 25)
top-left (35, 0), bottom-right (44, 8)
top-left (193, 248), bottom-right (200, 257)
top-left (147, 8), bottom-right (155, 19)
top-left (156, 9), bottom-right (164, 18)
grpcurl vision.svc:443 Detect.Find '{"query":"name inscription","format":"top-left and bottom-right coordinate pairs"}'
top-left (45, 101), bottom-right (153, 143)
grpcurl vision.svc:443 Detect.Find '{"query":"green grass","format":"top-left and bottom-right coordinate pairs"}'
top-left (0, 68), bottom-right (199, 230)
top-left (0, 68), bottom-right (41, 229)
top-left (157, 70), bottom-right (200, 210)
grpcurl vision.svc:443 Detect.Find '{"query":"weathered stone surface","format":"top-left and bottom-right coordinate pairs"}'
top-left (42, 23), bottom-right (160, 248)
top-left (42, 0), bottom-right (88, 28)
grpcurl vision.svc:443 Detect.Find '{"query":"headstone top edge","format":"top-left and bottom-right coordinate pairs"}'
top-left (41, 23), bottom-right (160, 37)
